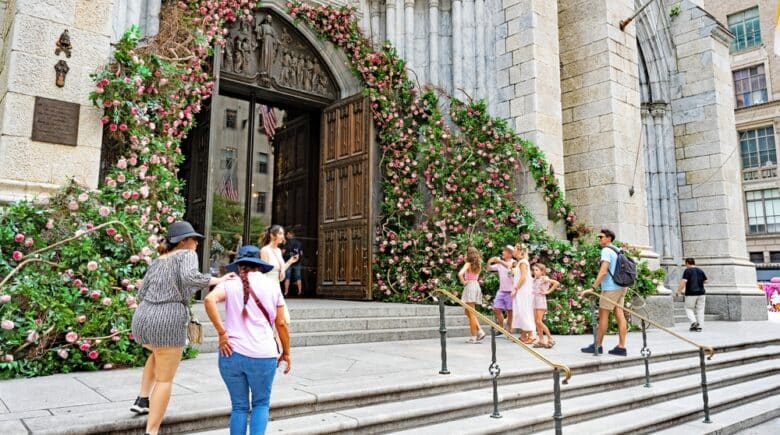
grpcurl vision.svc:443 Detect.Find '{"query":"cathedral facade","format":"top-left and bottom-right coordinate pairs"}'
top-left (0, 0), bottom-right (769, 318)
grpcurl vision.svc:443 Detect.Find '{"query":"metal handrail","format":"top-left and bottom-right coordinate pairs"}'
top-left (584, 292), bottom-right (715, 359)
top-left (433, 288), bottom-right (572, 383)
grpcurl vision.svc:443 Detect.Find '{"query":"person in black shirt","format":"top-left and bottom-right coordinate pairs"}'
top-left (283, 230), bottom-right (304, 296)
top-left (675, 258), bottom-right (708, 332)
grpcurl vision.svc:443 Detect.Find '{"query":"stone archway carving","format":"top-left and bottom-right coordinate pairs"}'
top-left (635, 0), bottom-right (683, 281)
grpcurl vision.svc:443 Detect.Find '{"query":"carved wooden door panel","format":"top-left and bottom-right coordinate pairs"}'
top-left (318, 95), bottom-right (373, 299)
top-left (272, 115), bottom-right (310, 234)
top-left (182, 108), bottom-right (211, 268)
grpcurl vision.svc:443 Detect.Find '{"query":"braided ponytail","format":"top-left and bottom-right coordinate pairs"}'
top-left (238, 264), bottom-right (261, 317)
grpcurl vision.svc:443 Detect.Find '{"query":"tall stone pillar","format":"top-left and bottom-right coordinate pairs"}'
top-left (501, 0), bottom-right (564, 233)
top-left (474, 0), bottom-right (486, 100)
top-left (385, 0), bottom-right (397, 49)
top-left (404, 0), bottom-right (415, 70)
top-left (558, 0), bottom-right (652, 251)
top-left (370, 1), bottom-right (381, 42)
top-left (0, 0), bottom-right (112, 202)
top-left (451, 0), bottom-right (463, 96)
top-left (669, 1), bottom-right (765, 320)
top-left (428, 0), bottom-right (440, 85)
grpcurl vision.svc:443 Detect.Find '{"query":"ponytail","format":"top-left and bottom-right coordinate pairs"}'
top-left (260, 224), bottom-right (284, 247)
top-left (238, 264), bottom-right (262, 317)
top-left (157, 239), bottom-right (172, 254)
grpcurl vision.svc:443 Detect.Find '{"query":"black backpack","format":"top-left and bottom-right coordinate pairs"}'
top-left (607, 246), bottom-right (637, 287)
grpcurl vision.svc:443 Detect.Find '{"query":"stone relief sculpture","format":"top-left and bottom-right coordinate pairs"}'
top-left (54, 60), bottom-right (70, 87)
top-left (220, 10), bottom-right (336, 99)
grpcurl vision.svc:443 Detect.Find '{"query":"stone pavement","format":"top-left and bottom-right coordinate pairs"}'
top-left (1, 318), bottom-right (778, 434)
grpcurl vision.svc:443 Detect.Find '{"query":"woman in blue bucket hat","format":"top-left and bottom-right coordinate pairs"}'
top-left (204, 245), bottom-right (292, 435)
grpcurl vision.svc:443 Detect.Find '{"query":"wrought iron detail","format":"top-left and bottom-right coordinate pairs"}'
top-left (489, 361), bottom-right (501, 378)
top-left (640, 347), bottom-right (652, 358)
top-left (700, 349), bottom-right (712, 423)
top-left (490, 327), bottom-right (501, 419)
top-left (641, 319), bottom-right (652, 388)
top-left (438, 297), bottom-right (450, 375)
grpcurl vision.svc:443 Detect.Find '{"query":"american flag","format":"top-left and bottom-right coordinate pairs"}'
top-left (260, 105), bottom-right (278, 138)
top-left (218, 159), bottom-right (240, 202)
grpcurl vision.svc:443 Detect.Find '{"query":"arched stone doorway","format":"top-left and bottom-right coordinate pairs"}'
top-left (180, 3), bottom-right (375, 300)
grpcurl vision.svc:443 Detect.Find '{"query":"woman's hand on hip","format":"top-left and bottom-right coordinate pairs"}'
top-left (218, 333), bottom-right (233, 357)
top-left (278, 352), bottom-right (291, 374)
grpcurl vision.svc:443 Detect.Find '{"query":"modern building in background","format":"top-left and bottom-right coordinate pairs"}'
top-left (706, 0), bottom-right (780, 281)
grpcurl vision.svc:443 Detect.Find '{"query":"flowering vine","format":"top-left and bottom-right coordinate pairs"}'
top-left (288, 1), bottom-right (660, 331)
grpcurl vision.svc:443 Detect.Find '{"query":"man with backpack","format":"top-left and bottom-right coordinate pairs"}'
top-left (579, 229), bottom-right (634, 356)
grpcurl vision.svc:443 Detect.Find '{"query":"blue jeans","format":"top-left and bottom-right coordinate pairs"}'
top-left (218, 352), bottom-right (277, 435)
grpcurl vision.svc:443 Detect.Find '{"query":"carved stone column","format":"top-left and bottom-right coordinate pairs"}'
top-left (404, 0), bottom-right (415, 71)
top-left (385, 0), bottom-right (397, 49)
top-left (642, 105), bottom-right (662, 258)
top-left (475, 0), bottom-right (485, 99)
top-left (429, 0), bottom-right (440, 85)
top-left (651, 103), bottom-right (672, 261)
top-left (370, 0), bottom-right (381, 42)
top-left (451, 0), bottom-right (463, 96)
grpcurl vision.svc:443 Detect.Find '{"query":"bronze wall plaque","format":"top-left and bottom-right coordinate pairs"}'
top-left (31, 97), bottom-right (80, 146)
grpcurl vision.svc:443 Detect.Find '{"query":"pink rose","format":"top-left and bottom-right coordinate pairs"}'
top-left (102, 297), bottom-right (112, 306)
top-left (90, 291), bottom-right (101, 300)
top-left (129, 255), bottom-right (140, 263)
top-left (78, 193), bottom-right (89, 202)
top-left (128, 332), bottom-right (135, 341)
top-left (57, 349), bottom-right (69, 359)
top-left (1, 320), bottom-right (15, 330)
top-left (80, 287), bottom-right (88, 295)
top-left (119, 124), bottom-right (128, 131)
top-left (73, 278), bottom-right (83, 287)
top-left (121, 191), bottom-right (131, 200)
top-left (11, 251), bottom-right (23, 261)
top-left (46, 219), bottom-right (54, 229)
top-left (14, 233), bottom-right (24, 243)
top-left (106, 227), bottom-right (117, 236)
top-left (3, 354), bottom-right (13, 362)
top-left (103, 363), bottom-right (114, 369)
top-left (121, 279), bottom-right (130, 287)
top-left (116, 158), bottom-right (127, 169)
top-left (26, 330), bottom-right (39, 343)
top-left (0, 294), bottom-right (11, 304)
top-left (100, 116), bottom-right (109, 124)
top-left (24, 238), bottom-right (33, 248)
top-left (109, 124), bottom-right (118, 132)
top-left (68, 201), bottom-right (79, 211)
top-left (79, 342), bottom-right (91, 351)
top-left (65, 331), bottom-right (78, 343)
top-left (99, 206), bottom-right (110, 217)
top-left (87, 261), bottom-right (98, 271)
top-left (77, 315), bottom-right (87, 323)
top-left (126, 296), bottom-right (137, 306)
top-left (88, 350), bottom-right (99, 360)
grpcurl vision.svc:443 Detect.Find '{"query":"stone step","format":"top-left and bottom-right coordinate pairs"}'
top-left (652, 394), bottom-right (780, 435)
top-left (194, 325), bottom-right (474, 352)
top-left (393, 362), bottom-right (780, 435)
top-left (674, 314), bottom-right (723, 324)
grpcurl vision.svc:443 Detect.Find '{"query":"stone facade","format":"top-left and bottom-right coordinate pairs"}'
top-left (0, 0), bottom-right (113, 202)
top-left (0, 0), bottom-right (769, 319)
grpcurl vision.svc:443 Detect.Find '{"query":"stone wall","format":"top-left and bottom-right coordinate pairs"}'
top-left (0, 0), bottom-right (113, 203)
top-left (558, 0), bottom-right (652, 249)
top-left (669, 0), bottom-right (765, 320)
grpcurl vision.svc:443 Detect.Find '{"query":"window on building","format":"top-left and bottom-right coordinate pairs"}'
top-left (734, 65), bottom-right (768, 108)
top-left (750, 252), bottom-right (766, 264)
top-left (255, 192), bottom-right (267, 213)
top-left (770, 252), bottom-right (780, 263)
top-left (225, 109), bottom-right (237, 129)
top-left (221, 147), bottom-right (237, 170)
top-left (740, 126), bottom-right (776, 169)
top-left (257, 152), bottom-right (269, 174)
top-left (746, 189), bottom-right (780, 234)
top-left (728, 7), bottom-right (762, 52)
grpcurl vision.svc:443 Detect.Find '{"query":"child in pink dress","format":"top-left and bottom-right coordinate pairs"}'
top-left (531, 263), bottom-right (560, 348)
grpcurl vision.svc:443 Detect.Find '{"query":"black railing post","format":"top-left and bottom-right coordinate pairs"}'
top-left (640, 319), bottom-right (652, 388)
top-left (591, 300), bottom-right (599, 356)
top-left (438, 297), bottom-right (450, 375)
top-left (699, 349), bottom-right (712, 423)
top-left (489, 327), bottom-right (502, 418)
top-left (553, 368), bottom-right (563, 435)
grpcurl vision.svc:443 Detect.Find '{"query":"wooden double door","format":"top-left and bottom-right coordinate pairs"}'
top-left (271, 95), bottom-right (374, 299)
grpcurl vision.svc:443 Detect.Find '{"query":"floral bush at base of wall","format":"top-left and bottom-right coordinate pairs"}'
top-left (288, 1), bottom-right (662, 334)
top-left (0, 1), bottom-right (256, 379)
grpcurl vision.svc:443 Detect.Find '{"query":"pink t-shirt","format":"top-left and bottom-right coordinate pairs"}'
top-left (489, 262), bottom-right (514, 293)
top-left (219, 272), bottom-right (285, 359)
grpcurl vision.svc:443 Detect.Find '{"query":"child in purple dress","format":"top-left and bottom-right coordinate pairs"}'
top-left (487, 245), bottom-right (516, 334)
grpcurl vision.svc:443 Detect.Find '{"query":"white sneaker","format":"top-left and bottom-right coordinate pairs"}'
top-left (476, 330), bottom-right (487, 341)
top-left (466, 337), bottom-right (481, 344)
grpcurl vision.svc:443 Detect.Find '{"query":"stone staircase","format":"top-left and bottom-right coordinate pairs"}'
top-left (673, 297), bottom-right (722, 324)
top-left (192, 338), bottom-right (780, 435)
top-left (191, 299), bottom-right (471, 353)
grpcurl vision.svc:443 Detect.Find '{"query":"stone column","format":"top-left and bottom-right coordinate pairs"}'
top-left (474, 0), bottom-right (486, 100)
top-left (451, 0), bottom-right (462, 96)
top-left (404, 0), bottom-right (415, 70)
top-left (0, 0), bottom-right (113, 201)
top-left (651, 104), bottom-right (672, 261)
top-left (642, 105), bottom-right (663, 257)
top-left (429, 0), bottom-right (440, 85)
top-left (385, 0), bottom-right (397, 48)
top-left (370, 0), bottom-right (382, 42)
top-left (669, 0), bottom-right (765, 320)
top-left (501, 0), bottom-right (564, 233)
top-left (558, 0), bottom-right (652, 250)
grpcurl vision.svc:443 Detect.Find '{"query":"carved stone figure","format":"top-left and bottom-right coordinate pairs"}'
top-left (54, 60), bottom-right (70, 87)
top-left (303, 57), bottom-right (314, 91)
top-left (239, 37), bottom-right (252, 73)
top-left (292, 54), bottom-right (302, 87)
top-left (312, 62), bottom-right (326, 94)
top-left (55, 30), bottom-right (72, 58)
top-left (223, 36), bottom-right (234, 72)
top-left (233, 36), bottom-right (245, 73)
top-left (256, 15), bottom-right (278, 77)
top-left (280, 49), bottom-right (293, 84)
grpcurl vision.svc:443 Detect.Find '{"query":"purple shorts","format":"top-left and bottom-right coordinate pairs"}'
top-left (493, 291), bottom-right (513, 311)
